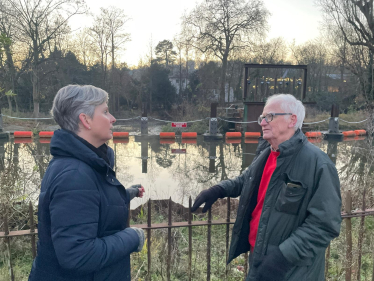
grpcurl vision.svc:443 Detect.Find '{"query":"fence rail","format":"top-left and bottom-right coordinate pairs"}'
top-left (1, 192), bottom-right (373, 281)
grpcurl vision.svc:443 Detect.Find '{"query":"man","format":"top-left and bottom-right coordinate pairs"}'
top-left (191, 94), bottom-right (341, 281)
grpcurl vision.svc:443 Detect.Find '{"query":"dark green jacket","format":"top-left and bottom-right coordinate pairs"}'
top-left (218, 130), bottom-right (341, 281)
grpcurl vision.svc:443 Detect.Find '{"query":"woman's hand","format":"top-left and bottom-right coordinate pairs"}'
top-left (138, 186), bottom-right (145, 198)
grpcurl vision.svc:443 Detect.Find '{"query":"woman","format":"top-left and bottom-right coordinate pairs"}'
top-left (29, 85), bottom-right (145, 281)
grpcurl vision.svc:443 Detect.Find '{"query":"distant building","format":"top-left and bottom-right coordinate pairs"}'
top-left (168, 61), bottom-right (195, 95)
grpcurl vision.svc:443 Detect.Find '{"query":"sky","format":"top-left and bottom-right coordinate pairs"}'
top-left (70, 0), bottom-right (323, 67)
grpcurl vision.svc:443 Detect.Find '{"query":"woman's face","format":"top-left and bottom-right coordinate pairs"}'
top-left (89, 102), bottom-right (116, 145)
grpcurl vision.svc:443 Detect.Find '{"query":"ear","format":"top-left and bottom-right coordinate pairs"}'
top-left (288, 114), bottom-right (297, 129)
top-left (78, 113), bottom-right (92, 130)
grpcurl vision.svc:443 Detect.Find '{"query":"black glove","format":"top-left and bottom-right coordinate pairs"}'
top-left (191, 185), bottom-right (225, 213)
top-left (256, 247), bottom-right (293, 281)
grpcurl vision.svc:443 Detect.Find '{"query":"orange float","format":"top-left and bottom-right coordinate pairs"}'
top-left (226, 132), bottom-right (242, 138)
top-left (160, 132), bottom-right (176, 139)
top-left (342, 131), bottom-right (356, 137)
top-left (39, 131), bottom-right (54, 138)
top-left (245, 132), bottom-right (261, 138)
top-left (181, 132), bottom-right (197, 139)
top-left (113, 132), bottom-right (129, 138)
top-left (14, 131), bottom-right (32, 138)
top-left (305, 132), bottom-right (322, 138)
top-left (354, 130), bottom-right (366, 136)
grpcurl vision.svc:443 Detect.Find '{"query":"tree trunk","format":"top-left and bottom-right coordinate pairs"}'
top-left (219, 53), bottom-right (229, 104)
top-left (6, 95), bottom-right (12, 115)
top-left (4, 42), bottom-right (16, 114)
top-left (14, 96), bottom-right (18, 113)
top-left (179, 54), bottom-right (182, 95)
top-left (149, 67), bottom-right (152, 114)
top-left (111, 33), bottom-right (116, 112)
top-left (32, 39), bottom-right (40, 117)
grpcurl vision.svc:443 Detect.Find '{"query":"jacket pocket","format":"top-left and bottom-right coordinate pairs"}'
top-left (275, 177), bottom-right (307, 215)
top-left (102, 205), bottom-right (128, 236)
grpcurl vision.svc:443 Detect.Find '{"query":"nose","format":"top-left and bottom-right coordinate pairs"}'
top-left (260, 117), bottom-right (267, 126)
top-left (110, 113), bottom-right (116, 124)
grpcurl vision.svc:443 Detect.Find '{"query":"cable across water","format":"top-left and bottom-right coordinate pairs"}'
top-left (1, 114), bottom-right (53, 120)
top-left (148, 116), bottom-right (209, 123)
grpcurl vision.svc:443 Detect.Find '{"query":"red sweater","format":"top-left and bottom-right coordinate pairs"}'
top-left (249, 150), bottom-right (280, 249)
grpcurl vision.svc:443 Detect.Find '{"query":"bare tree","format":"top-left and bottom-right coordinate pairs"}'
top-left (318, 0), bottom-right (374, 103)
top-left (290, 39), bottom-right (329, 94)
top-left (0, 1), bottom-right (33, 113)
top-left (103, 7), bottom-right (130, 112)
top-left (256, 37), bottom-right (288, 64)
top-left (90, 13), bottom-right (111, 88)
top-left (1, 0), bottom-right (87, 116)
top-left (70, 28), bottom-right (96, 67)
top-left (182, 0), bottom-right (269, 103)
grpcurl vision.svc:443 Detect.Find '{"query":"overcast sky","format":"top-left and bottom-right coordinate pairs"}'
top-left (70, 0), bottom-right (323, 67)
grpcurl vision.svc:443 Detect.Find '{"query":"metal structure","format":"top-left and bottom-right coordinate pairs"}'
top-left (243, 64), bottom-right (308, 101)
top-left (242, 64), bottom-right (308, 133)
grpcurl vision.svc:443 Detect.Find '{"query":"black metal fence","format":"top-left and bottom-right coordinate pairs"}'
top-left (1, 192), bottom-right (374, 281)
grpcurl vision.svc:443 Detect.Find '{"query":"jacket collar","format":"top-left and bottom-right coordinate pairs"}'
top-left (50, 129), bottom-right (109, 173)
top-left (257, 129), bottom-right (306, 158)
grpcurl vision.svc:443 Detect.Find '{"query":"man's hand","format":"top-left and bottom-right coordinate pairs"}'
top-left (256, 247), bottom-right (293, 281)
top-left (191, 185), bottom-right (225, 213)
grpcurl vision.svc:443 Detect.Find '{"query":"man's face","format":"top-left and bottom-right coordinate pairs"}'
top-left (260, 102), bottom-right (294, 146)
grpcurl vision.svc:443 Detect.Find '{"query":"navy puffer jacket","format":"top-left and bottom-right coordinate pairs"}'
top-left (29, 129), bottom-right (139, 281)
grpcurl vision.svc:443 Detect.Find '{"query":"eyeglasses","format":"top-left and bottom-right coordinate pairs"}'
top-left (258, 113), bottom-right (293, 125)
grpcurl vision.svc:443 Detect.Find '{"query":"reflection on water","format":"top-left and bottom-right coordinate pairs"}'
top-left (0, 135), bottom-right (372, 211)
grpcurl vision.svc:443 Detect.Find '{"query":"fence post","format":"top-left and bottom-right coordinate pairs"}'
top-left (188, 197), bottom-right (192, 281)
top-left (4, 206), bottom-right (15, 281)
top-left (207, 208), bottom-right (212, 281)
top-left (325, 104), bottom-right (343, 141)
top-left (345, 190), bottom-right (352, 281)
top-left (226, 197), bottom-right (231, 278)
top-left (167, 197), bottom-right (172, 281)
top-left (204, 103), bottom-right (223, 141)
top-left (147, 199), bottom-right (152, 281)
top-left (29, 202), bottom-right (36, 259)
top-left (209, 142), bottom-right (217, 173)
top-left (325, 244), bottom-right (330, 278)
top-left (357, 189), bottom-right (366, 281)
top-left (141, 103), bottom-right (148, 136)
top-left (209, 103), bottom-right (218, 135)
top-left (141, 137), bottom-right (148, 173)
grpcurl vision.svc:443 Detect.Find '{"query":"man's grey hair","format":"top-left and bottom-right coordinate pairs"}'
top-left (51, 85), bottom-right (108, 132)
top-left (265, 94), bottom-right (305, 130)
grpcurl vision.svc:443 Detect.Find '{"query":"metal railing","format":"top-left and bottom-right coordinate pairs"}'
top-left (1, 193), bottom-right (373, 281)
top-left (1, 197), bottom-right (238, 281)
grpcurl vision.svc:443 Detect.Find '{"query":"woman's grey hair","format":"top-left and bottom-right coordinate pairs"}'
top-left (265, 94), bottom-right (305, 130)
top-left (51, 85), bottom-right (108, 132)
